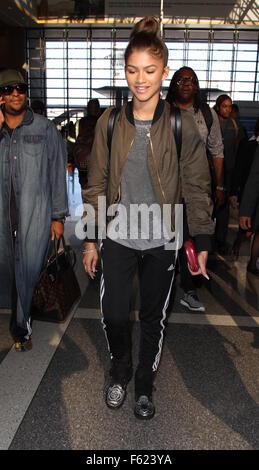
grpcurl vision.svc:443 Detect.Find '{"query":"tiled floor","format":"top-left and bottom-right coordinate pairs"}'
top-left (1, 171), bottom-right (259, 450)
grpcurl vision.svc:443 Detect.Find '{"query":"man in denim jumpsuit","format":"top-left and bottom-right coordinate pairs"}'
top-left (0, 69), bottom-right (69, 351)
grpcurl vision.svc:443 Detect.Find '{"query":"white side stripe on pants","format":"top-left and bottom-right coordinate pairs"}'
top-left (99, 241), bottom-right (112, 358)
top-left (152, 269), bottom-right (176, 372)
top-left (152, 242), bottom-right (179, 372)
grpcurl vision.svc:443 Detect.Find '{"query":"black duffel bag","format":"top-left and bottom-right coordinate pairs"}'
top-left (31, 236), bottom-right (81, 323)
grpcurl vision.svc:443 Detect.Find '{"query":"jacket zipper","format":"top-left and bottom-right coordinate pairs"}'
top-left (149, 135), bottom-right (167, 203)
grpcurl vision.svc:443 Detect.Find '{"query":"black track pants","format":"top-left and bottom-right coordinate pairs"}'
top-left (100, 238), bottom-right (176, 376)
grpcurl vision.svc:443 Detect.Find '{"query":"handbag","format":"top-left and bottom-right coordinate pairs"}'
top-left (31, 236), bottom-right (81, 323)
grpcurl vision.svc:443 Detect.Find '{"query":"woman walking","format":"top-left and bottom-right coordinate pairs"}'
top-left (83, 17), bottom-right (214, 420)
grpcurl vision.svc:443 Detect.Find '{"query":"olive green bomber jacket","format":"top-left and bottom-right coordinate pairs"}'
top-left (84, 99), bottom-right (214, 251)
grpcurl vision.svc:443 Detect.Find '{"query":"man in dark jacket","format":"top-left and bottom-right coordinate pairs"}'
top-left (0, 69), bottom-right (68, 351)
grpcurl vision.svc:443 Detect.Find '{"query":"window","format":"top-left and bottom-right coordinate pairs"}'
top-left (27, 27), bottom-right (259, 120)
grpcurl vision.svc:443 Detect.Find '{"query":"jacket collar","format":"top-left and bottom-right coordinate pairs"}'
top-left (2, 107), bottom-right (34, 133)
top-left (22, 107), bottom-right (34, 126)
top-left (125, 98), bottom-right (165, 126)
top-left (1, 107), bottom-right (34, 136)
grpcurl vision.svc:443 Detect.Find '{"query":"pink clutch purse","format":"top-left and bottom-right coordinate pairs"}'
top-left (184, 240), bottom-right (199, 273)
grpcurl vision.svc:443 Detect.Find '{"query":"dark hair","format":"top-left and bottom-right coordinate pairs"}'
top-left (87, 98), bottom-right (100, 117)
top-left (68, 121), bottom-right (75, 132)
top-left (125, 17), bottom-right (168, 66)
top-left (165, 67), bottom-right (201, 112)
top-left (231, 103), bottom-right (239, 113)
top-left (214, 94), bottom-right (232, 114)
top-left (79, 114), bottom-right (98, 134)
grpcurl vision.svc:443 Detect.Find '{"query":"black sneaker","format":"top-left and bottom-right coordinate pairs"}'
top-left (104, 360), bottom-right (133, 409)
top-left (216, 242), bottom-right (229, 256)
top-left (134, 395), bottom-right (155, 420)
top-left (105, 382), bottom-right (127, 409)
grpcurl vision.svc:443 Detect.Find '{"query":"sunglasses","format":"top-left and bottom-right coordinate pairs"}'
top-left (0, 83), bottom-right (28, 96)
top-left (176, 77), bottom-right (197, 86)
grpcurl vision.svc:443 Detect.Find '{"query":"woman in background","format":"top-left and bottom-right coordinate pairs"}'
top-left (214, 94), bottom-right (243, 254)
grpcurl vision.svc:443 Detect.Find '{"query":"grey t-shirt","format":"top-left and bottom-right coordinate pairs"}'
top-left (107, 118), bottom-right (170, 250)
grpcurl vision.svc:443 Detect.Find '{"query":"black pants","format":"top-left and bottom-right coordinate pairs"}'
top-left (215, 172), bottom-right (232, 246)
top-left (78, 170), bottom-right (88, 190)
top-left (179, 203), bottom-right (197, 293)
top-left (215, 200), bottom-right (230, 246)
top-left (100, 238), bottom-right (176, 379)
top-left (179, 246), bottom-right (197, 292)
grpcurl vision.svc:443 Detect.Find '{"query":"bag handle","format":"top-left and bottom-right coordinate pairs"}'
top-left (56, 236), bottom-right (77, 268)
top-left (47, 236), bottom-right (76, 270)
top-left (55, 235), bottom-right (67, 254)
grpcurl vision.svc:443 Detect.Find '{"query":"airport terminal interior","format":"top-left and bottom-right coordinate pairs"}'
top-left (0, 0), bottom-right (259, 451)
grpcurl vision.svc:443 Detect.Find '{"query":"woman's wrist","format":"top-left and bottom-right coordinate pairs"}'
top-left (83, 242), bottom-right (98, 254)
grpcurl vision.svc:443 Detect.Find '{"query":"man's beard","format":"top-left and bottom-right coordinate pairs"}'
top-left (175, 93), bottom-right (193, 104)
top-left (7, 101), bottom-right (27, 116)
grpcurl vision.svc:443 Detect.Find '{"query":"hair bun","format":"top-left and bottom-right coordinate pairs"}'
top-left (130, 16), bottom-right (160, 40)
top-left (125, 16), bottom-right (168, 66)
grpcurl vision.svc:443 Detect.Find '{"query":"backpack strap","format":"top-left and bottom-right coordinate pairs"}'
top-left (170, 105), bottom-right (182, 161)
top-left (199, 102), bottom-right (213, 135)
top-left (107, 107), bottom-right (119, 162)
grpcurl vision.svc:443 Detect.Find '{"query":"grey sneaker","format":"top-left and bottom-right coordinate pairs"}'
top-left (180, 291), bottom-right (205, 312)
top-left (105, 382), bottom-right (127, 409)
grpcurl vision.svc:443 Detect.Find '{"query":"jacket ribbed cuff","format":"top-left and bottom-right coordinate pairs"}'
top-left (194, 234), bottom-right (213, 253)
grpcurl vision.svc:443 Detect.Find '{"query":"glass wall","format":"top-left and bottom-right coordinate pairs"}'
top-left (26, 27), bottom-right (259, 121)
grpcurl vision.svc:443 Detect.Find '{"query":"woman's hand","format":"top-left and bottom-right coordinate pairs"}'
top-left (188, 250), bottom-right (209, 280)
top-left (83, 242), bottom-right (99, 279)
